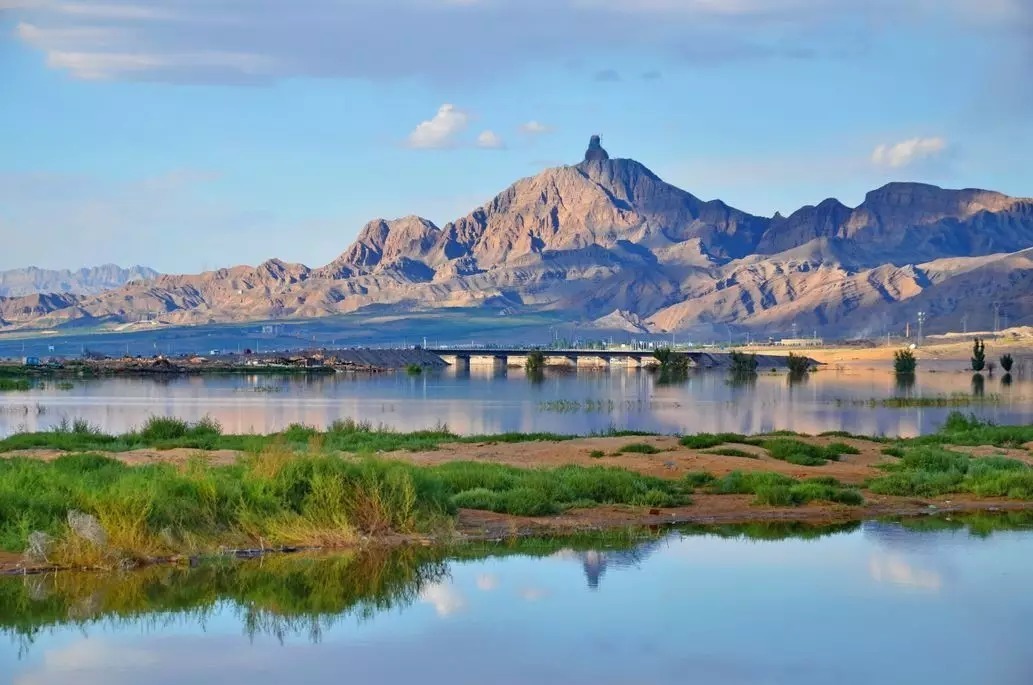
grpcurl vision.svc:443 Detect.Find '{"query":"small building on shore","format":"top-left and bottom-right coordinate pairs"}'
top-left (778, 338), bottom-right (823, 347)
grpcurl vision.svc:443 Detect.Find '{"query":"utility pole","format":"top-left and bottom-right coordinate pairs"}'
top-left (993, 302), bottom-right (1001, 335)
top-left (791, 322), bottom-right (798, 339)
top-left (961, 313), bottom-right (968, 335)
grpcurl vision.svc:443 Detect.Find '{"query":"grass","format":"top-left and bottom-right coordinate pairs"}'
top-left (589, 450), bottom-right (606, 459)
top-left (760, 438), bottom-right (854, 466)
top-left (615, 443), bottom-right (661, 455)
top-left (860, 413), bottom-right (1033, 499)
top-left (705, 448), bottom-right (759, 459)
top-left (0, 378), bottom-right (32, 392)
top-left (877, 394), bottom-right (1000, 408)
top-left (0, 449), bottom-right (694, 563)
top-left (679, 433), bottom-right (749, 449)
top-left (703, 471), bottom-right (863, 506)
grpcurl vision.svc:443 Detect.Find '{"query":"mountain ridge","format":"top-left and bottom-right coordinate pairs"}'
top-left (0, 264), bottom-right (159, 298)
top-left (2, 138), bottom-right (1032, 338)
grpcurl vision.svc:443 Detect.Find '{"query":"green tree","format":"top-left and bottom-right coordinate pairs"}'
top-left (971, 338), bottom-right (986, 373)
top-left (729, 351), bottom-right (759, 376)
top-left (525, 350), bottom-right (546, 373)
top-left (1001, 353), bottom-right (1014, 373)
top-left (652, 348), bottom-right (673, 366)
top-left (893, 349), bottom-right (917, 375)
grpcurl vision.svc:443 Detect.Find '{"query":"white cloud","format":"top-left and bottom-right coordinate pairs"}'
top-left (475, 573), bottom-right (499, 591)
top-left (871, 137), bottom-right (947, 168)
top-left (407, 104), bottom-right (469, 149)
top-left (419, 581), bottom-right (466, 616)
top-left (868, 554), bottom-right (942, 590)
top-left (4, 0), bottom-right (1023, 84)
top-left (475, 129), bottom-right (505, 149)
top-left (519, 120), bottom-right (553, 135)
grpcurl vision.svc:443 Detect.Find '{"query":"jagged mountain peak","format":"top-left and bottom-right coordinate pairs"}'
top-left (5, 136), bottom-right (1033, 337)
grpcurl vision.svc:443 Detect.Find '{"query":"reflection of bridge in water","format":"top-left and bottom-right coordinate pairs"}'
top-left (429, 348), bottom-right (804, 369)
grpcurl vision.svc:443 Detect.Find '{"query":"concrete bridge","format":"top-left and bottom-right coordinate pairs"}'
top-left (429, 348), bottom-right (808, 370)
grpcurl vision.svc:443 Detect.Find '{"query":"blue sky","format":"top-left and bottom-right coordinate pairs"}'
top-left (1, 0), bottom-right (1031, 272)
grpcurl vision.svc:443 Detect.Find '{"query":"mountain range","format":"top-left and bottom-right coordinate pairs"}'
top-left (0, 265), bottom-right (158, 298)
top-left (2, 137), bottom-right (1032, 339)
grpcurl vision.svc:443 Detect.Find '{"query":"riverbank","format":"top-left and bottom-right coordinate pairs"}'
top-left (2, 413), bottom-right (1033, 573)
top-left (0, 347), bottom-right (446, 379)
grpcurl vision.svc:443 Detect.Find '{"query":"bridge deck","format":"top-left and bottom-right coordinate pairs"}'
top-left (428, 349), bottom-right (811, 368)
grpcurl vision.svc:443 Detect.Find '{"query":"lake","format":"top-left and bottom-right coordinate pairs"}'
top-left (1, 363), bottom-right (1031, 438)
top-left (2, 516), bottom-right (1032, 685)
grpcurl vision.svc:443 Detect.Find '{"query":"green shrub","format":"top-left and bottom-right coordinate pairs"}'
top-left (679, 433), bottom-right (748, 449)
top-left (525, 351), bottom-right (545, 372)
top-left (971, 338), bottom-right (986, 372)
top-left (708, 471), bottom-right (794, 495)
top-left (683, 471), bottom-right (716, 488)
top-left (826, 442), bottom-right (860, 456)
top-left (589, 450), bottom-right (605, 459)
top-left (786, 353), bottom-right (811, 376)
top-left (729, 351), bottom-right (759, 376)
top-left (0, 378), bottom-right (32, 391)
top-left (706, 448), bottom-right (758, 459)
top-left (617, 443), bottom-right (661, 455)
top-left (762, 439), bottom-right (833, 466)
top-left (139, 416), bottom-right (189, 441)
top-left (1001, 354), bottom-right (1014, 373)
top-left (893, 349), bottom-right (917, 374)
top-left (498, 488), bottom-right (558, 516)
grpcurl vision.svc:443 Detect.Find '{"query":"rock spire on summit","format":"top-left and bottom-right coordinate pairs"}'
top-left (584, 135), bottom-right (609, 163)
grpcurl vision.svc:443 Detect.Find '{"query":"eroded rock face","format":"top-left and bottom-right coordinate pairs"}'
top-left (5, 137), bottom-right (1033, 337)
top-left (583, 135), bottom-right (610, 163)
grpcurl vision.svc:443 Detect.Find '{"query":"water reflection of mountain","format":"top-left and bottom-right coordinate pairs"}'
top-left (565, 539), bottom-right (668, 590)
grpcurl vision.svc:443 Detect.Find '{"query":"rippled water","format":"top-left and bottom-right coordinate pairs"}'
top-left (3, 517), bottom-right (1033, 685)
top-left (1, 363), bottom-right (1032, 438)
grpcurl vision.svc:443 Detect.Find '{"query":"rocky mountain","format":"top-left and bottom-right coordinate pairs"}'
top-left (0, 264), bottom-right (158, 298)
top-left (2, 137), bottom-right (1032, 338)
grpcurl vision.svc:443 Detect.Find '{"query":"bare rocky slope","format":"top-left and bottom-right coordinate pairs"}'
top-left (3, 138), bottom-right (1032, 338)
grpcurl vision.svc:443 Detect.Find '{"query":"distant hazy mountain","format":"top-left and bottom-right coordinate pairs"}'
top-left (2, 138), bottom-right (1032, 338)
top-left (0, 264), bottom-right (158, 297)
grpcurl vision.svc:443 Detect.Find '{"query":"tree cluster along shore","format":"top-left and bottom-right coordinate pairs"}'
top-left (3, 413), bottom-right (1033, 572)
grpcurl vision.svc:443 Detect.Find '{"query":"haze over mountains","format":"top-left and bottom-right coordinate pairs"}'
top-left (0, 265), bottom-right (158, 298)
top-left (2, 137), bottom-right (1032, 339)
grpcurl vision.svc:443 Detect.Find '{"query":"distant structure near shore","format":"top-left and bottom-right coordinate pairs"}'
top-left (583, 134), bottom-right (609, 162)
top-left (779, 338), bottom-right (824, 347)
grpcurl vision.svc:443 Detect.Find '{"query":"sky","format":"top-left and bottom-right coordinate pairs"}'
top-left (1, 0), bottom-right (1032, 273)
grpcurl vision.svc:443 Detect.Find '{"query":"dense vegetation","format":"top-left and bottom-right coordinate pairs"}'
top-left (728, 351), bottom-right (759, 377)
top-left (4, 411), bottom-right (1033, 567)
top-left (0, 446), bottom-right (693, 564)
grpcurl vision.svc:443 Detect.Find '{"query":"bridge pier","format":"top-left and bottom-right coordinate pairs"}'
top-left (576, 355), bottom-right (610, 369)
top-left (545, 355), bottom-right (577, 368)
top-left (469, 354), bottom-right (505, 367)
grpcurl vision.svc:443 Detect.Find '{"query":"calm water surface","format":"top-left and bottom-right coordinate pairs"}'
top-left (1, 364), bottom-right (1032, 437)
top-left (2, 518), bottom-right (1033, 685)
